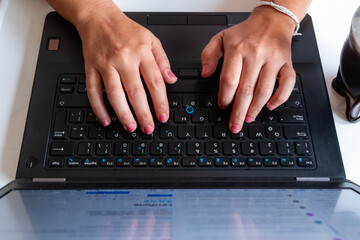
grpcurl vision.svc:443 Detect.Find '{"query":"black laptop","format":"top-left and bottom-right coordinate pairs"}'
top-left (0, 12), bottom-right (360, 239)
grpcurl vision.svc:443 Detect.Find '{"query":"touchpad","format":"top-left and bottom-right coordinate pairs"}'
top-left (148, 25), bottom-right (227, 62)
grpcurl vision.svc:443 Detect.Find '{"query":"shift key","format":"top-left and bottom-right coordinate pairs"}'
top-left (278, 110), bottom-right (305, 123)
top-left (50, 142), bottom-right (75, 156)
top-left (57, 95), bottom-right (90, 107)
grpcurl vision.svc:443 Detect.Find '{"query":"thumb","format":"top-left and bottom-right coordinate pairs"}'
top-left (151, 36), bottom-right (177, 84)
top-left (201, 32), bottom-right (224, 78)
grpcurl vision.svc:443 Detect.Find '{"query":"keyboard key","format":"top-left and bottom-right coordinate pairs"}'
top-left (53, 110), bottom-right (68, 139)
top-left (69, 110), bottom-right (84, 123)
top-left (231, 158), bottom-right (246, 167)
top-left (114, 142), bottom-right (129, 156)
top-left (199, 95), bottom-right (215, 108)
top-left (59, 85), bottom-right (74, 93)
top-left (60, 75), bottom-right (76, 84)
top-left (263, 157), bottom-right (279, 167)
top-left (179, 68), bottom-right (199, 78)
top-left (132, 142), bottom-right (147, 155)
top-left (266, 125), bottom-right (282, 139)
top-left (142, 129), bottom-right (157, 139)
top-left (50, 142), bottom-right (75, 156)
top-left (214, 157), bottom-right (229, 167)
top-left (149, 157), bottom-right (163, 167)
top-left (198, 157), bottom-right (212, 167)
top-left (106, 124), bottom-right (122, 139)
top-left (247, 157), bottom-right (262, 167)
top-left (297, 157), bottom-right (313, 167)
top-left (223, 142), bottom-right (239, 155)
top-left (67, 157), bottom-right (81, 167)
top-left (259, 142), bottom-right (276, 155)
top-left (295, 142), bottom-right (311, 156)
top-left (116, 157), bottom-right (131, 167)
top-left (187, 142), bottom-right (203, 155)
top-left (213, 125), bottom-right (228, 139)
top-left (280, 157), bottom-right (295, 167)
top-left (77, 85), bottom-right (87, 93)
top-left (57, 95), bottom-right (90, 108)
top-left (241, 142), bottom-right (258, 155)
top-left (48, 158), bottom-right (64, 167)
top-left (209, 111), bottom-right (224, 123)
top-left (178, 125), bottom-right (193, 139)
top-left (285, 95), bottom-right (302, 108)
top-left (78, 75), bottom-right (86, 84)
top-left (89, 126), bottom-right (104, 139)
top-left (284, 126), bottom-right (308, 139)
top-left (230, 128), bottom-right (246, 139)
top-left (78, 142), bottom-right (93, 156)
top-left (169, 142), bottom-right (183, 155)
top-left (182, 95), bottom-right (196, 107)
top-left (100, 158), bottom-right (115, 167)
top-left (165, 157), bottom-right (180, 167)
top-left (96, 142), bottom-right (111, 156)
top-left (277, 142), bottom-right (294, 155)
top-left (83, 157), bottom-right (98, 167)
top-left (278, 110), bottom-right (305, 123)
top-left (195, 126), bottom-right (211, 139)
top-left (205, 141), bottom-right (221, 155)
top-left (123, 130), bottom-right (140, 139)
top-left (150, 142), bottom-right (165, 155)
top-left (248, 126), bottom-right (264, 139)
top-left (192, 109), bottom-right (206, 123)
top-left (174, 109), bottom-right (189, 123)
top-left (160, 126), bottom-right (176, 139)
top-left (133, 158), bottom-right (147, 167)
top-left (260, 109), bottom-right (277, 123)
top-left (86, 111), bottom-right (98, 123)
top-left (168, 95), bottom-right (180, 108)
top-left (182, 157), bottom-right (197, 167)
top-left (70, 126), bottom-right (85, 139)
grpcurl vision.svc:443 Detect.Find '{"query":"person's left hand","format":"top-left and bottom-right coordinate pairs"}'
top-left (201, 6), bottom-right (297, 133)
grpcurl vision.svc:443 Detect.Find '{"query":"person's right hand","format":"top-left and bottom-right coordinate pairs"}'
top-left (76, 2), bottom-right (177, 134)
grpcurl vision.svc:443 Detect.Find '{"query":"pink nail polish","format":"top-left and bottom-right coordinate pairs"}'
top-left (101, 120), bottom-right (110, 127)
top-left (144, 125), bottom-right (154, 135)
top-left (267, 103), bottom-right (276, 111)
top-left (244, 117), bottom-right (254, 123)
top-left (167, 70), bottom-right (177, 79)
top-left (218, 103), bottom-right (226, 110)
top-left (126, 124), bottom-right (136, 133)
top-left (202, 65), bottom-right (209, 75)
top-left (159, 113), bottom-right (168, 123)
top-left (230, 125), bottom-right (241, 133)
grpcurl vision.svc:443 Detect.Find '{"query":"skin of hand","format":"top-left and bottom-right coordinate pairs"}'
top-left (75, 2), bottom-right (177, 134)
top-left (201, 6), bottom-right (299, 133)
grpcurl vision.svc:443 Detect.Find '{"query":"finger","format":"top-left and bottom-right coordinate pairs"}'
top-left (229, 57), bottom-right (263, 133)
top-left (201, 32), bottom-right (224, 78)
top-left (246, 63), bottom-right (279, 120)
top-left (100, 67), bottom-right (137, 132)
top-left (152, 36), bottom-right (177, 84)
top-left (217, 50), bottom-right (243, 109)
top-left (266, 62), bottom-right (296, 110)
top-left (85, 66), bottom-right (111, 127)
top-left (140, 56), bottom-right (169, 123)
top-left (120, 67), bottom-right (155, 135)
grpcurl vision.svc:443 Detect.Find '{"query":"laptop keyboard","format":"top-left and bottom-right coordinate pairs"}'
top-left (48, 71), bottom-right (315, 170)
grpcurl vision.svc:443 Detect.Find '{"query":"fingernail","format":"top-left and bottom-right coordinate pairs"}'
top-left (202, 65), bottom-right (209, 75)
top-left (218, 103), bottom-right (226, 110)
top-left (144, 125), bottom-right (154, 135)
top-left (126, 124), bottom-right (137, 133)
top-left (230, 124), bottom-right (241, 133)
top-left (267, 103), bottom-right (276, 111)
top-left (167, 70), bottom-right (177, 79)
top-left (244, 117), bottom-right (254, 123)
top-left (101, 119), bottom-right (110, 127)
top-left (159, 113), bottom-right (168, 123)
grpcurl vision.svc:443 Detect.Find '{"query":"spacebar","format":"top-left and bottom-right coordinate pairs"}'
top-left (166, 80), bottom-right (219, 93)
top-left (57, 95), bottom-right (91, 107)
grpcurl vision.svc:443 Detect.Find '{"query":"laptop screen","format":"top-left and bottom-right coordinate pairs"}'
top-left (0, 188), bottom-right (359, 239)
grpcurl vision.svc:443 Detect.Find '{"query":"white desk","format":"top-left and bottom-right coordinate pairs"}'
top-left (0, 0), bottom-right (359, 188)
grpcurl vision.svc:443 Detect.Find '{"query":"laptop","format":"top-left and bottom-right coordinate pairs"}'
top-left (0, 12), bottom-right (359, 239)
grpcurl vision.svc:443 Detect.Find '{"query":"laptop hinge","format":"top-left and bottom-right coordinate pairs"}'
top-left (32, 178), bottom-right (66, 183)
top-left (296, 177), bottom-right (330, 182)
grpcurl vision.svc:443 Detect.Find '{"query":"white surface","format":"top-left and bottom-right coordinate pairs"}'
top-left (0, 0), bottom-right (359, 188)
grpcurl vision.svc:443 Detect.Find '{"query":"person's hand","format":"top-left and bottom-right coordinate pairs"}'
top-left (76, 2), bottom-right (177, 134)
top-left (201, 6), bottom-right (297, 133)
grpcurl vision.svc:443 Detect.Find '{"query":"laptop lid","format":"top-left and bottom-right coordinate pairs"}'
top-left (0, 180), bottom-right (360, 239)
top-left (14, 12), bottom-right (344, 181)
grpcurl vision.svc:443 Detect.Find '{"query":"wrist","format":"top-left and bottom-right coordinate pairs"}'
top-left (250, 5), bottom-right (298, 38)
